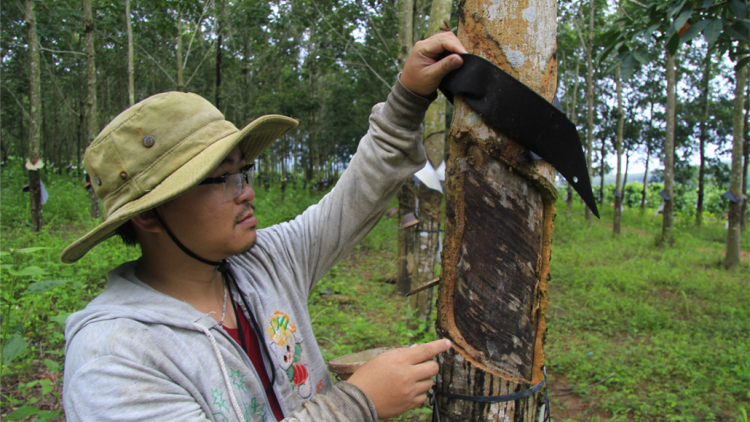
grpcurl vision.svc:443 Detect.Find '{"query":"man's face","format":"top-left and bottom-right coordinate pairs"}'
top-left (157, 146), bottom-right (257, 261)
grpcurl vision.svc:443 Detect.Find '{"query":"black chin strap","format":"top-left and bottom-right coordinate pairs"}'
top-left (153, 209), bottom-right (230, 272)
top-left (153, 209), bottom-right (276, 396)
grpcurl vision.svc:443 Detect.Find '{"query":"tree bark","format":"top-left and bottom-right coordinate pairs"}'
top-left (613, 63), bottom-right (623, 233)
top-left (584, 0), bottom-right (595, 222)
top-left (435, 0), bottom-right (557, 419)
top-left (83, 0), bottom-right (100, 219)
top-left (567, 44), bottom-right (581, 213)
top-left (612, 3), bottom-right (624, 233)
top-left (599, 140), bottom-right (605, 203)
top-left (742, 78), bottom-right (749, 228)
top-left (696, 54), bottom-right (711, 226)
top-left (396, 0), bottom-right (414, 69)
top-left (396, 179), bottom-right (418, 296)
top-left (26, 0), bottom-right (43, 232)
top-left (641, 83), bottom-right (655, 210)
top-left (410, 0), bottom-right (452, 320)
top-left (126, 0), bottom-right (134, 106)
top-left (215, 0), bottom-right (224, 109)
top-left (396, 0), bottom-right (416, 295)
top-left (662, 50), bottom-right (676, 246)
top-left (725, 51), bottom-right (747, 269)
top-left (176, 10), bottom-right (184, 91)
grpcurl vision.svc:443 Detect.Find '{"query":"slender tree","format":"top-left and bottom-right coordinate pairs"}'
top-left (83, 0), bottom-right (99, 218)
top-left (435, 0), bottom-right (557, 419)
top-left (662, 49), bottom-right (676, 246)
top-left (396, 0), bottom-right (417, 296)
top-left (725, 50), bottom-right (747, 269)
top-left (696, 53), bottom-right (712, 226)
top-left (613, 2), bottom-right (624, 234)
top-left (641, 78), bottom-right (656, 209)
top-left (215, 0), bottom-right (224, 109)
top-left (585, 0), bottom-right (595, 222)
top-left (126, 0), bottom-right (134, 106)
top-left (410, 0), bottom-right (451, 322)
top-left (176, 9), bottom-right (185, 92)
top-left (25, 0), bottom-right (43, 231)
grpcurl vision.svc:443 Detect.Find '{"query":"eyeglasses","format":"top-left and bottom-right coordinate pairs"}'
top-left (198, 164), bottom-right (255, 198)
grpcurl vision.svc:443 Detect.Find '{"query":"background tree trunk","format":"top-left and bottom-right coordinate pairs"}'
top-left (585, 0), bottom-right (595, 222)
top-left (83, 0), bottom-right (100, 219)
top-left (396, 0), bottom-right (416, 296)
top-left (725, 51), bottom-right (747, 269)
top-left (396, 179), bottom-right (418, 296)
top-left (435, 0), bottom-right (557, 419)
top-left (126, 0), bottom-right (134, 106)
top-left (641, 84), bottom-right (655, 210)
top-left (215, 0), bottom-right (224, 109)
top-left (26, 0), bottom-right (43, 232)
top-left (410, 0), bottom-right (451, 321)
top-left (567, 43), bottom-right (581, 213)
top-left (613, 3), bottom-right (624, 234)
top-left (176, 10), bottom-right (184, 91)
top-left (696, 55), bottom-right (711, 226)
top-left (613, 72), bottom-right (623, 229)
top-left (662, 50), bottom-right (676, 246)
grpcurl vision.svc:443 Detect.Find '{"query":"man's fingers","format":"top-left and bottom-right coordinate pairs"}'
top-left (418, 31), bottom-right (468, 57)
top-left (412, 360), bottom-right (440, 381)
top-left (405, 339), bottom-right (451, 364)
top-left (421, 54), bottom-right (463, 83)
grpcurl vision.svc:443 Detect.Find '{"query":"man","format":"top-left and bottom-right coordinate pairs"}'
top-left (61, 32), bottom-right (467, 421)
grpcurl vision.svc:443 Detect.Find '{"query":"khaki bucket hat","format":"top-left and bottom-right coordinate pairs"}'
top-left (60, 91), bottom-right (298, 263)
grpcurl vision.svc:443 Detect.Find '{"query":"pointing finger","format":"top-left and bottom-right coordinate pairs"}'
top-left (405, 339), bottom-right (451, 365)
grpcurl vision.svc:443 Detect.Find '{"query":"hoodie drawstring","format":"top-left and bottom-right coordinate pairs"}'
top-left (196, 323), bottom-right (246, 422)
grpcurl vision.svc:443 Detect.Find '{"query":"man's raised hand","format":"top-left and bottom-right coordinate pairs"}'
top-left (347, 339), bottom-right (452, 419)
top-left (399, 32), bottom-right (468, 97)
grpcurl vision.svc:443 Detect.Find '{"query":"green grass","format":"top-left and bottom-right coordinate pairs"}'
top-left (549, 199), bottom-right (749, 421)
top-left (1, 163), bottom-right (748, 421)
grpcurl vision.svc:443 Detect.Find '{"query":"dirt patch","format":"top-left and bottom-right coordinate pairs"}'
top-left (547, 371), bottom-right (619, 421)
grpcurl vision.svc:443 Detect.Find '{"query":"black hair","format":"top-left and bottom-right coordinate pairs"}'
top-left (115, 220), bottom-right (140, 247)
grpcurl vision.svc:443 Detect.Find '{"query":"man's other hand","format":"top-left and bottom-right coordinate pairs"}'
top-left (400, 32), bottom-right (468, 96)
top-left (348, 339), bottom-right (452, 419)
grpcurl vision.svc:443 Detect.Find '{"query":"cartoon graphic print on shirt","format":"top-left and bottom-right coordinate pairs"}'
top-left (267, 310), bottom-right (313, 399)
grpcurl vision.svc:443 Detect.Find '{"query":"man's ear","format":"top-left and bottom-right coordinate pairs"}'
top-left (131, 209), bottom-right (162, 233)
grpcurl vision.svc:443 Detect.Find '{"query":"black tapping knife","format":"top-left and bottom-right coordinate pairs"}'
top-left (439, 53), bottom-right (600, 218)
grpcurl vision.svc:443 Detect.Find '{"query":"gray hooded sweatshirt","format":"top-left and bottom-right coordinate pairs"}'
top-left (63, 81), bottom-right (433, 422)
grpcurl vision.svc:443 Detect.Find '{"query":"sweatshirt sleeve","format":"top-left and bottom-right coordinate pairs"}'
top-left (64, 356), bottom-right (213, 422)
top-left (249, 80), bottom-right (434, 297)
top-left (282, 381), bottom-right (377, 422)
top-left (65, 355), bottom-right (376, 422)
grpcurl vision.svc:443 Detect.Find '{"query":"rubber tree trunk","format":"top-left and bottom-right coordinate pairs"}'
top-left (584, 0), bottom-right (595, 222)
top-left (613, 64), bottom-right (623, 233)
top-left (435, 0), bottom-right (556, 420)
top-left (126, 0), bottom-right (134, 106)
top-left (26, 0), bottom-right (43, 232)
top-left (662, 50), bottom-right (676, 246)
top-left (396, 0), bottom-right (416, 296)
top-left (612, 4), bottom-right (624, 233)
top-left (743, 144), bottom-right (748, 227)
top-left (410, 0), bottom-right (452, 320)
top-left (696, 54), bottom-right (711, 226)
top-left (215, 0), bottom-right (224, 109)
top-left (599, 141), bottom-right (605, 203)
top-left (567, 44), bottom-right (581, 213)
top-left (84, 0), bottom-right (100, 219)
top-left (176, 10), bottom-right (185, 92)
top-left (396, 179), bottom-right (418, 296)
top-left (641, 84), bottom-right (655, 210)
top-left (725, 52), bottom-right (747, 270)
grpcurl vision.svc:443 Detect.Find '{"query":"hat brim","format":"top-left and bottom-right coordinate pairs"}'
top-left (60, 114), bottom-right (298, 264)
